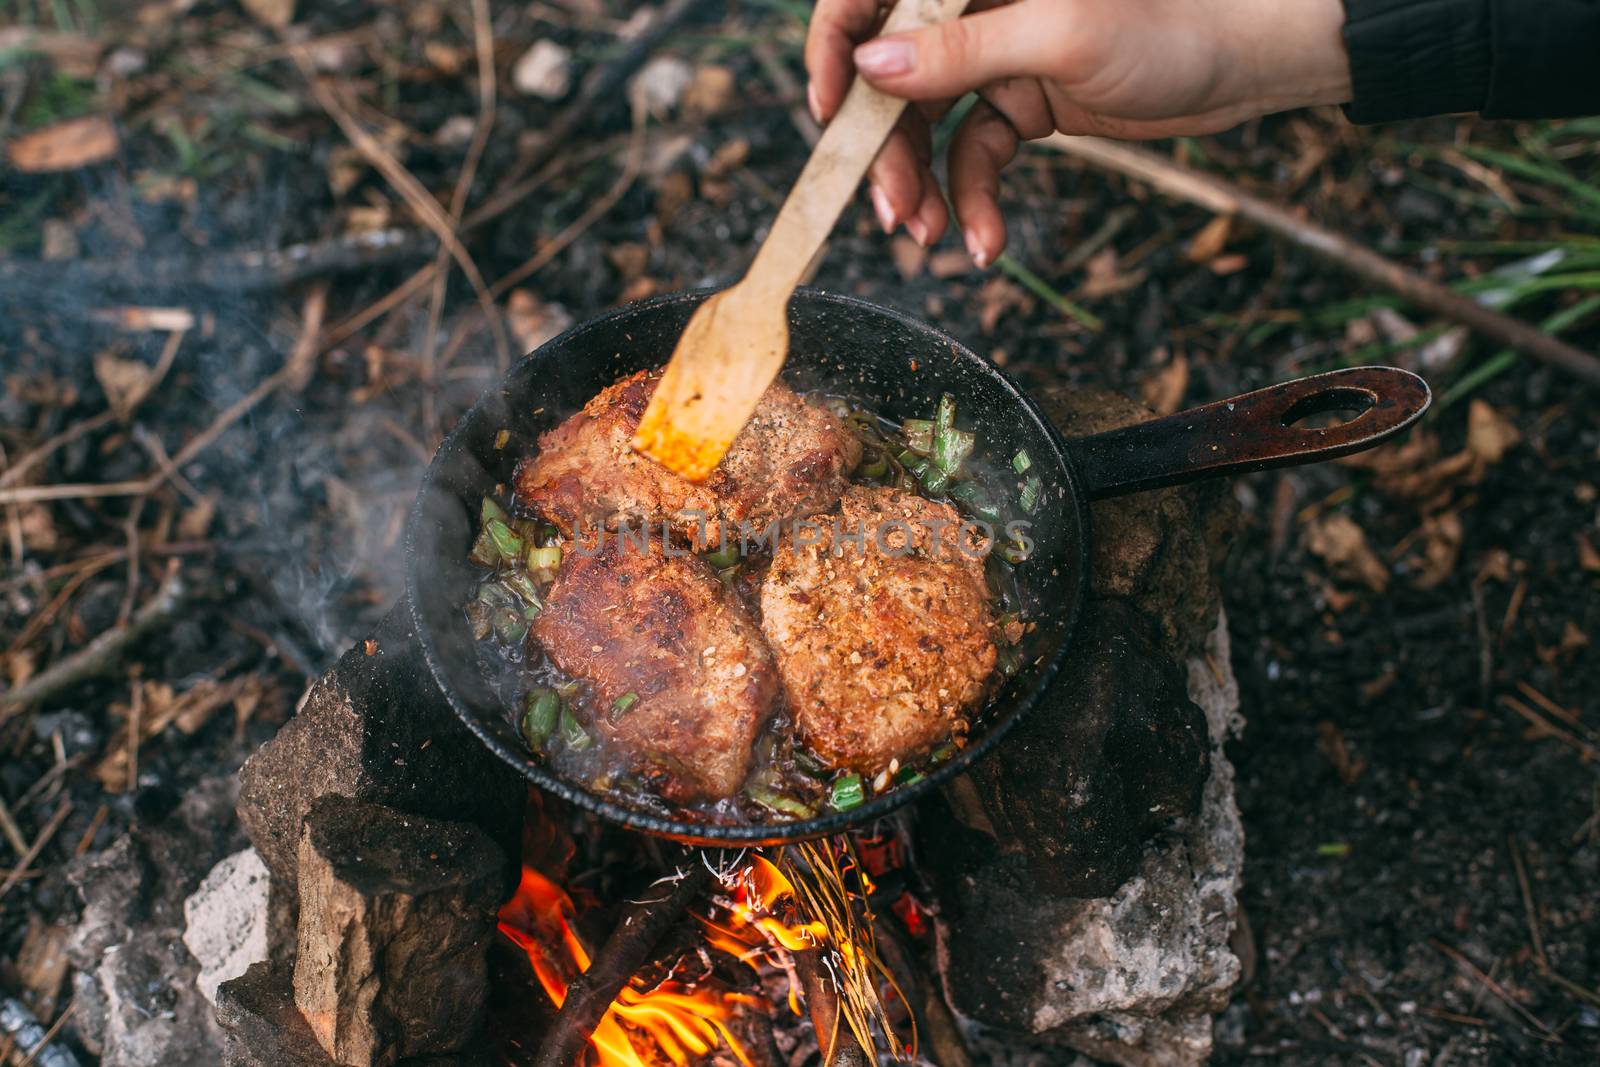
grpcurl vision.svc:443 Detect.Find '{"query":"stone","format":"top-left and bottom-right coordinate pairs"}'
top-left (627, 55), bottom-right (693, 118)
top-left (1037, 386), bottom-right (1237, 658)
top-left (183, 848), bottom-right (272, 1004)
top-left (235, 606), bottom-right (521, 903)
top-left (934, 616), bottom-right (1245, 1067)
top-left (293, 797), bottom-right (507, 1067)
top-left (511, 40), bottom-right (571, 99)
top-left (926, 599), bottom-right (1210, 898)
top-left (217, 962), bottom-right (485, 1067)
top-left (66, 776), bottom-right (242, 1067)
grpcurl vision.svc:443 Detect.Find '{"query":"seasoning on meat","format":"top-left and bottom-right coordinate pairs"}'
top-left (515, 369), bottom-right (861, 547)
top-left (758, 485), bottom-right (998, 776)
top-left (530, 534), bottom-right (779, 801)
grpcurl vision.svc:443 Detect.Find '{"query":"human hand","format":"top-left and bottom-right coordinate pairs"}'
top-left (805, 0), bottom-right (1352, 265)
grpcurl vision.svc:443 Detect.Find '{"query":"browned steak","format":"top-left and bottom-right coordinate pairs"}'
top-left (759, 485), bottom-right (997, 776)
top-left (530, 535), bottom-right (778, 801)
top-left (514, 369), bottom-right (860, 547)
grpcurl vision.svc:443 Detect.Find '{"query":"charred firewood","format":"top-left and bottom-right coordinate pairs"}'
top-left (793, 946), bottom-right (870, 1067)
top-left (531, 856), bottom-right (714, 1067)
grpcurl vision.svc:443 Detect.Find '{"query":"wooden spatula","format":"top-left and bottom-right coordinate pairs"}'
top-left (632, 0), bottom-right (973, 481)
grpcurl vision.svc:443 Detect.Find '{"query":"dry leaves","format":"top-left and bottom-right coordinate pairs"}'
top-left (1577, 533), bottom-right (1600, 574)
top-left (976, 276), bottom-right (1034, 334)
top-left (1304, 512), bottom-right (1390, 592)
top-left (93, 350), bottom-right (162, 420)
top-left (683, 64), bottom-right (735, 116)
top-left (890, 236), bottom-right (927, 280)
top-left (1466, 399), bottom-right (1520, 464)
top-left (1080, 247), bottom-right (1148, 299)
top-left (240, 0), bottom-right (296, 29)
top-left (1138, 350), bottom-right (1189, 416)
top-left (1185, 215), bottom-right (1233, 263)
top-left (506, 290), bottom-right (574, 353)
top-left (95, 676), bottom-right (264, 790)
top-left (7, 116), bottom-right (119, 173)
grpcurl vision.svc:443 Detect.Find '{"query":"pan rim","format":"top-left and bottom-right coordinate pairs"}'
top-left (405, 287), bottom-right (1090, 846)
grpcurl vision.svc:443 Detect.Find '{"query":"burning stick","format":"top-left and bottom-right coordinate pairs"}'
top-left (530, 858), bottom-right (716, 1067)
top-left (794, 947), bottom-right (871, 1067)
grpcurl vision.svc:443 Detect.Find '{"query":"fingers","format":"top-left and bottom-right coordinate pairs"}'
top-left (853, 0), bottom-right (1052, 102)
top-left (866, 124), bottom-right (924, 233)
top-left (804, 0), bottom-right (883, 122)
top-left (947, 99), bottom-right (1021, 267)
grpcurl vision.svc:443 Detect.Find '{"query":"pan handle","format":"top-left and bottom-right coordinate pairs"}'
top-left (1065, 366), bottom-right (1431, 501)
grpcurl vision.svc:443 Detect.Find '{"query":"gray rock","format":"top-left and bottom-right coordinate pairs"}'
top-left (235, 607), bottom-right (522, 903)
top-left (293, 797), bottom-right (506, 1067)
top-left (926, 599), bottom-right (1210, 898)
top-left (183, 847), bottom-right (272, 1004)
top-left (1037, 386), bottom-right (1237, 659)
top-left (67, 776), bottom-right (242, 1067)
top-left (937, 615), bottom-right (1245, 1067)
top-left (217, 962), bottom-right (488, 1067)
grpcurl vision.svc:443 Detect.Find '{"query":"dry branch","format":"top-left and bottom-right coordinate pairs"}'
top-left (1041, 135), bottom-right (1600, 386)
top-left (0, 569), bottom-right (186, 721)
top-left (794, 947), bottom-right (871, 1067)
top-left (533, 859), bottom-right (714, 1067)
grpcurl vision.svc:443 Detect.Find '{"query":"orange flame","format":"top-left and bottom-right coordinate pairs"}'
top-left (498, 866), bottom-right (757, 1067)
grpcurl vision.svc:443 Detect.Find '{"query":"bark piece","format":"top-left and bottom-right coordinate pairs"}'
top-left (292, 797), bottom-right (506, 1067)
top-left (236, 607), bottom-right (521, 902)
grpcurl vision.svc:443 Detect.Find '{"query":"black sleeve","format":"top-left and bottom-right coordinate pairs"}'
top-left (1341, 0), bottom-right (1600, 122)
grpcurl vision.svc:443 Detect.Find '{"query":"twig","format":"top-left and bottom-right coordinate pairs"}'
top-left (0, 228), bottom-right (434, 297)
top-left (1498, 694), bottom-right (1598, 761)
top-left (1430, 939), bottom-right (1557, 1039)
top-left (490, 110), bottom-right (649, 300)
top-left (794, 946), bottom-right (871, 1067)
top-left (1508, 836), bottom-right (1546, 969)
top-left (0, 794), bottom-right (28, 856)
top-left (0, 801), bottom-right (72, 902)
top-left (291, 50), bottom-right (511, 369)
top-left (532, 858), bottom-right (714, 1067)
top-left (0, 568), bottom-right (186, 721)
top-left (0, 412), bottom-right (116, 490)
top-left (423, 0), bottom-right (500, 428)
top-left (1040, 135), bottom-right (1600, 386)
top-left (0, 311), bottom-right (317, 508)
top-left (500, 0), bottom-right (710, 192)
top-left (752, 41), bottom-right (820, 147)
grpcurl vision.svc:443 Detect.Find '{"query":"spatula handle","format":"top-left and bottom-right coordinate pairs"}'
top-left (745, 0), bottom-right (973, 298)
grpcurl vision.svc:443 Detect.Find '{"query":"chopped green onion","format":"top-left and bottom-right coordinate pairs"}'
top-left (521, 689), bottom-right (561, 748)
top-left (997, 645), bottom-right (1023, 677)
top-left (465, 600), bottom-right (493, 640)
top-left (901, 418), bottom-right (934, 455)
top-left (480, 496), bottom-right (509, 526)
top-left (794, 749), bottom-right (831, 778)
top-left (896, 449), bottom-right (929, 476)
top-left (919, 466), bottom-right (951, 495)
top-left (553, 679), bottom-right (582, 699)
top-left (997, 539), bottom-right (1031, 565)
top-left (934, 394), bottom-right (956, 436)
top-left (828, 772), bottom-right (866, 811)
top-left (527, 544), bottom-right (563, 570)
top-left (933, 427), bottom-right (975, 476)
top-left (897, 768), bottom-right (925, 787)
top-left (930, 742), bottom-right (958, 764)
top-left (701, 543), bottom-right (740, 569)
top-left (486, 519), bottom-right (524, 564)
top-left (1019, 476), bottom-right (1042, 514)
top-left (746, 786), bottom-right (816, 819)
top-left (468, 527), bottom-right (500, 568)
top-left (609, 691), bottom-right (639, 723)
top-left (1012, 449), bottom-right (1032, 475)
top-left (858, 450), bottom-right (889, 479)
top-left (501, 571), bottom-right (543, 610)
top-left (559, 708), bottom-right (593, 750)
top-left (492, 606), bottom-right (528, 644)
top-left (476, 582), bottom-right (513, 609)
top-left (717, 565), bottom-right (741, 587)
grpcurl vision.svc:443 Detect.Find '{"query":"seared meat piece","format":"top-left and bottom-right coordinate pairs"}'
top-left (530, 535), bottom-right (778, 801)
top-left (515, 369), bottom-right (860, 547)
top-left (759, 486), bottom-right (998, 776)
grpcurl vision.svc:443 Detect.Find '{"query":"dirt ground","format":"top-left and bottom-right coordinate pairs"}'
top-left (1, 1), bottom-right (1596, 1065)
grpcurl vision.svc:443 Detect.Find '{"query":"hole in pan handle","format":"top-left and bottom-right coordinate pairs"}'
top-left (1063, 366), bottom-right (1432, 501)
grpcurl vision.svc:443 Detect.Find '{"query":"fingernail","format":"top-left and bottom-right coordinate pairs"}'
top-left (906, 216), bottom-right (930, 247)
top-left (871, 185), bottom-right (896, 233)
top-left (965, 231), bottom-right (990, 268)
top-left (807, 81), bottom-right (823, 125)
top-left (855, 38), bottom-right (914, 78)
